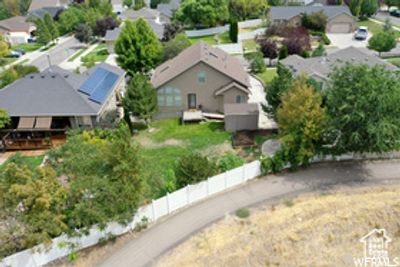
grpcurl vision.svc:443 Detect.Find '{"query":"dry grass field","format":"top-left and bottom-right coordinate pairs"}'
top-left (155, 186), bottom-right (400, 267)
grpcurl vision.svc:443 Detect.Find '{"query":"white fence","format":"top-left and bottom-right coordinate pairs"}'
top-left (1, 160), bottom-right (262, 267)
top-left (185, 25), bottom-right (230, 37)
top-left (238, 28), bottom-right (266, 41)
top-left (214, 43), bottom-right (243, 54)
top-left (238, 19), bottom-right (264, 29)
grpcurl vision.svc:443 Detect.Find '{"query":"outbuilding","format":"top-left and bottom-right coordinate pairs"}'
top-left (224, 103), bottom-right (259, 132)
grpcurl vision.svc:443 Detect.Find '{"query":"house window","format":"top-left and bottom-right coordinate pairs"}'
top-left (197, 71), bottom-right (206, 85)
top-left (236, 95), bottom-right (246, 103)
top-left (158, 87), bottom-right (182, 107)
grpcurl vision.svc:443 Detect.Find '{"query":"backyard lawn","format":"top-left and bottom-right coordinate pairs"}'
top-left (243, 39), bottom-right (259, 52)
top-left (256, 68), bottom-right (277, 85)
top-left (136, 119), bottom-right (234, 197)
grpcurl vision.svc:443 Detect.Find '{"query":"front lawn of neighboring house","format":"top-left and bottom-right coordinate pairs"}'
top-left (68, 47), bottom-right (88, 62)
top-left (356, 20), bottom-right (400, 39)
top-left (188, 32), bottom-right (233, 45)
top-left (0, 155), bottom-right (44, 172)
top-left (81, 44), bottom-right (109, 67)
top-left (256, 68), bottom-right (277, 86)
top-left (12, 43), bottom-right (42, 52)
top-left (136, 119), bottom-right (235, 198)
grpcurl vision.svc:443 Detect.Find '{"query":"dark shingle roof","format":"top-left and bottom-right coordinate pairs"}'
top-left (157, 0), bottom-right (181, 18)
top-left (270, 6), bottom-right (353, 21)
top-left (280, 46), bottom-right (398, 79)
top-left (28, 7), bottom-right (65, 19)
top-left (0, 63), bottom-right (125, 117)
top-left (0, 16), bottom-right (33, 32)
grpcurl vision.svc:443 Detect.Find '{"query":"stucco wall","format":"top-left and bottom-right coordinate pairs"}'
top-left (326, 13), bottom-right (356, 33)
top-left (156, 62), bottom-right (249, 115)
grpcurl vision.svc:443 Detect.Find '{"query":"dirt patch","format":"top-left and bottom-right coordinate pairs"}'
top-left (200, 141), bottom-right (236, 157)
top-left (154, 186), bottom-right (400, 267)
top-left (135, 136), bottom-right (186, 149)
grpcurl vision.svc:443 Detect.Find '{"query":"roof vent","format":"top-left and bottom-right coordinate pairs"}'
top-left (41, 75), bottom-right (45, 78)
top-left (51, 75), bottom-right (56, 78)
top-left (209, 52), bottom-right (218, 59)
top-left (30, 75), bottom-right (34, 79)
top-left (64, 75), bottom-right (69, 78)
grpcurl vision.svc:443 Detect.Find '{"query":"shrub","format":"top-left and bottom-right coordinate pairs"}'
top-left (235, 208), bottom-right (250, 218)
top-left (229, 20), bottom-right (238, 43)
top-left (245, 51), bottom-right (266, 73)
top-left (310, 31), bottom-right (331, 45)
top-left (175, 152), bottom-right (218, 188)
top-left (278, 45), bottom-right (288, 59)
top-left (302, 11), bottom-right (327, 32)
top-left (218, 152), bottom-right (245, 172)
top-left (283, 199), bottom-right (294, 207)
top-left (260, 149), bottom-right (286, 174)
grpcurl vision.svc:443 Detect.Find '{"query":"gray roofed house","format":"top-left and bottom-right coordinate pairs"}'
top-left (0, 16), bottom-right (35, 44)
top-left (28, 7), bottom-right (65, 19)
top-left (28, 0), bottom-right (70, 12)
top-left (280, 46), bottom-right (398, 87)
top-left (104, 28), bottom-right (121, 53)
top-left (119, 8), bottom-right (166, 39)
top-left (0, 63), bottom-right (126, 150)
top-left (152, 42), bottom-right (251, 118)
top-left (269, 6), bottom-right (356, 33)
top-left (157, 0), bottom-right (180, 20)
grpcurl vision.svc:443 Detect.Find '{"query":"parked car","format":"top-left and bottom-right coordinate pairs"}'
top-left (5, 51), bottom-right (21, 58)
top-left (390, 9), bottom-right (400, 17)
top-left (27, 37), bottom-right (37, 43)
top-left (354, 26), bottom-right (368, 40)
top-left (14, 49), bottom-right (25, 55)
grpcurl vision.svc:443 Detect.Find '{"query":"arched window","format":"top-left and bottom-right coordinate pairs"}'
top-left (158, 87), bottom-right (182, 107)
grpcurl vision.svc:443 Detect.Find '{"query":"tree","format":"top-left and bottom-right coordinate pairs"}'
top-left (383, 18), bottom-right (393, 32)
top-left (134, 0), bottom-right (145, 10)
top-left (94, 16), bottom-right (119, 37)
top-left (264, 64), bottom-right (293, 117)
top-left (229, 0), bottom-right (269, 21)
top-left (302, 11), bottom-right (328, 32)
top-left (174, 0), bottom-right (230, 28)
top-left (123, 0), bottom-right (133, 8)
top-left (0, 2), bottom-right (11, 20)
top-left (162, 33), bottom-right (191, 61)
top-left (326, 64), bottom-right (400, 153)
top-left (277, 77), bottom-right (326, 168)
top-left (258, 38), bottom-right (278, 66)
top-left (282, 26), bottom-right (311, 56)
top-left (278, 45), bottom-right (288, 59)
top-left (312, 43), bottom-right (326, 57)
top-left (360, 0), bottom-right (378, 18)
top-left (268, 0), bottom-right (286, 6)
top-left (245, 51), bottom-right (266, 73)
top-left (85, 8), bottom-right (103, 31)
top-left (57, 7), bottom-right (85, 34)
top-left (175, 153), bottom-right (217, 188)
top-left (162, 22), bottom-right (183, 41)
top-left (0, 109), bottom-right (10, 129)
top-left (0, 34), bottom-right (10, 58)
top-left (123, 74), bottom-right (157, 122)
top-left (348, 0), bottom-right (363, 17)
top-left (229, 21), bottom-right (238, 43)
top-left (368, 31), bottom-right (396, 56)
top-left (115, 18), bottom-right (162, 74)
top-left (0, 65), bottom-right (39, 89)
top-left (75, 23), bottom-right (93, 43)
top-left (43, 13), bottom-right (59, 43)
top-left (384, 0), bottom-right (397, 9)
top-left (34, 19), bottom-right (52, 45)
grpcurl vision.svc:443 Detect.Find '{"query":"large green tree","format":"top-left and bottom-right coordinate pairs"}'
top-left (174, 0), bottom-right (230, 28)
top-left (368, 31), bottom-right (397, 56)
top-left (326, 64), bottom-right (400, 153)
top-left (115, 18), bottom-right (162, 74)
top-left (229, 0), bottom-right (269, 21)
top-left (123, 74), bottom-right (158, 122)
top-left (43, 13), bottom-right (59, 43)
top-left (162, 33), bottom-right (191, 62)
top-left (57, 7), bottom-right (85, 34)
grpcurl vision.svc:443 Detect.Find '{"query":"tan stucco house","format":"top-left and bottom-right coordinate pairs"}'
top-left (0, 16), bottom-right (35, 45)
top-left (151, 42), bottom-right (251, 118)
top-left (269, 6), bottom-right (356, 33)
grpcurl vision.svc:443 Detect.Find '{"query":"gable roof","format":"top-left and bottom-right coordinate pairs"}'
top-left (0, 63), bottom-right (125, 117)
top-left (121, 8), bottom-right (160, 20)
top-left (152, 42), bottom-right (250, 88)
top-left (28, 0), bottom-right (70, 11)
top-left (28, 7), bottom-right (65, 19)
top-left (0, 16), bottom-right (33, 32)
top-left (157, 0), bottom-right (181, 18)
top-left (269, 6), bottom-right (353, 21)
top-left (280, 46), bottom-right (398, 79)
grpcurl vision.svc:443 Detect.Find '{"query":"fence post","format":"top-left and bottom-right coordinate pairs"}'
top-left (186, 185), bottom-right (190, 204)
top-left (166, 192), bottom-right (170, 214)
top-left (151, 200), bottom-right (156, 221)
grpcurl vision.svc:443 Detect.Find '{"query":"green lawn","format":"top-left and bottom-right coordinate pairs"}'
top-left (256, 68), bottom-right (277, 85)
top-left (243, 39), bottom-right (259, 52)
top-left (12, 43), bottom-right (42, 52)
top-left (188, 35), bottom-right (218, 45)
top-left (217, 32), bottom-right (232, 44)
top-left (0, 155), bottom-right (44, 172)
top-left (137, 119), bottom-right (232, 197)
top-left (356, 20), bottom-right (400, 38)
top-left (68, 47), bottom-right (88, 62)
top-left (0, 57), bottom-right (17, 67)
top-left (386, 57), bottom-right (400, 67)
top-left (81, 44), bottom-right (109, 67)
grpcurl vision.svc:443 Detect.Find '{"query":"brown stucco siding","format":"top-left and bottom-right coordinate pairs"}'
top-left (156, 62), bottom-right (247, 115)
top-left (217, 86), bottom-right (249, 112)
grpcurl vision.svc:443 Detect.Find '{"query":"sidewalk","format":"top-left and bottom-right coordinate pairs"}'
top-left (58, 42), bottom-right (98, 70)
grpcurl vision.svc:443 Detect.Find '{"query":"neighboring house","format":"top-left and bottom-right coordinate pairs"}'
top-left (120, 8), bottom-right (166, 39)
top-left (151, 42), bottom-right (251, 118)
top-left (104, 28), bottom-right (121, 54)
top-left (28, 0), bottom-right (69, 19)
top-left (156, 0), bottom-right (180, 22)
top-left (28, 7), bottom-right (65, 19)
top-left (281, 46), bottom-right (398, 87)
top-left (0, 63), bottom-right (125, 150)
top-left (286, 0), bottom-right (315, 5)
top-left (0, 16), bottom-right (35, 44)
top-left (269, 6), bottom-right (356, 33)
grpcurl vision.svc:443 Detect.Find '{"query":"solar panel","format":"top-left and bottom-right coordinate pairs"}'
top-left (79, 67), bottom-right (108, 95)
top-left (89, 71), bottom-right (119, 104)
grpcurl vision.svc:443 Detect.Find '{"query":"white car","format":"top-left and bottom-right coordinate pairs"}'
top-left (354, 26), bottom-right (368, 41)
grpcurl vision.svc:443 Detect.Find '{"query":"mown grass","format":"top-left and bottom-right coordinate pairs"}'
top-left (12, 43), bottom-right (42, 52)
top-left (188, 35), bottom-right (218, 45)
top-left (0, 155), bottom-right (44, 172)
top-left (356, 20), bottom-right (400, 38)
top-left (256, 68), bottom-right (277, 86)
top-left (81, 44), bottom-right (109, 67)
top-left (68, 47), bottom-right (88, 62)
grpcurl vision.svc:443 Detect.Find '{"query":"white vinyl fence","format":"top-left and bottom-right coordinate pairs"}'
top-left (1, 160), bottom-right (262, 267)
top-left (214, 43), bottom-right (243, 54)
top-left (238, 19), bottom-right (264, 29)
top-left (185, 25), bottom-right (230, 37)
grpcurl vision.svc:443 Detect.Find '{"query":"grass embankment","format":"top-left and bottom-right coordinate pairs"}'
top-left (156, 186), bottom-right (400, 267)
top-left (81, 44), bottom-right (109, 67)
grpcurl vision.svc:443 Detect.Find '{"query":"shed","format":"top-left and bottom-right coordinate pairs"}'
top-left (224, 103), bottom-right (259, 132)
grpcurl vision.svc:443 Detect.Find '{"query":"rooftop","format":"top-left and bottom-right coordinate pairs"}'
top-left (269, 5), bottom-right (353, 21)
top-left (0, 16), bottom-right (33, 32)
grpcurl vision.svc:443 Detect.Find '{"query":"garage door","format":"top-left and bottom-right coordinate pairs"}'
top-left (329, 23), bottom-right (352, 33)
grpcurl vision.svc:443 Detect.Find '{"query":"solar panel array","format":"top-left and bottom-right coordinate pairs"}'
top-left (79, 67), bottom-right (119, 104)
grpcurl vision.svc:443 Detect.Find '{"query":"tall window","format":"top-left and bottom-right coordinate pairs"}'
top-left (197, 71), bottom-right (206, 85)
top-left (236, 95), bottom-right (246, 103)
top-left (158, 87), bottom-right (182, 107)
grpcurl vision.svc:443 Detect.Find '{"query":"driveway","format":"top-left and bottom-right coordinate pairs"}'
top-left (97, 160), bottom-right (400, 267)
top-left (326, 33), bottom-right (370, 49)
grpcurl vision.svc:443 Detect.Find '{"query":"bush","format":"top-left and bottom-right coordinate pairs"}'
top-left (218, 152), bottom-right (244, 172)
top-left (260, 150), bottom-right (286, 174)
top-left (175, 152), bottom-right (218, 188)
top-left (245, 51), bottom-right (266, 73)
top-left (302, 11), bottom-right (327, 32)
top-left (229, 21), bottom-right (238, 43)
top-left (278, 45), bottom-right (288, 59)
top-left (235, 208), bottom-right (250, 218)
top-left (310, 31), bottom-right (331, 45)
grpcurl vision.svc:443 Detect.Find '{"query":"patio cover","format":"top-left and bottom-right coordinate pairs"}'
top-left (34, 117), bottom-right (52, 129)
top-left (17, 117), bottom-right (35, 129)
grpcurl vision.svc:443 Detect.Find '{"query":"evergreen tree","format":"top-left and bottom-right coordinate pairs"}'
top-left (35, 19), bottom-right (52, 45)
top-left (43, 13), bottom-right (59, 43)
top-left (229, 21), bottom-right (238, 43)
